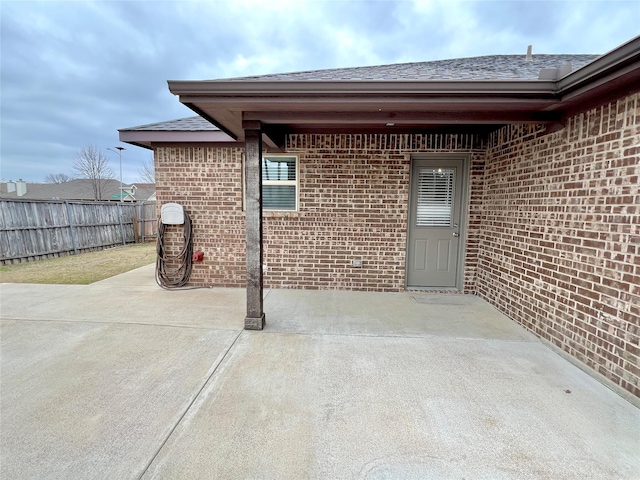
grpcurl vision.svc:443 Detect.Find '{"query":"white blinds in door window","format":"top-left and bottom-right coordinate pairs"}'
top-left (416, 168), bottom-right (454, 227)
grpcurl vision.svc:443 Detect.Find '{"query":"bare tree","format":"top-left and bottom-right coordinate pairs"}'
top-left (44, 173), bottom-right (72, 184)
top-left (137, 155), bottom-right (155, 184)
top-left (72, 144), bottom-right (114, 200)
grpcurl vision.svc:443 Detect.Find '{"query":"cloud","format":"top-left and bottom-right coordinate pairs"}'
top-left (1, 0), bottom-right (638, 183)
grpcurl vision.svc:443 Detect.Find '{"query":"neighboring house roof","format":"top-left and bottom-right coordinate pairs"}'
top-left (120, 36), bottom-right (640, 149)
top-left (0, 179), bottom-right (156, 202)
top-left (126, 185), bottom-right (156, 202)
top-left (225, 54), bottom-right (600, 82)
top-left (130, 183), bottom-right (156, 201)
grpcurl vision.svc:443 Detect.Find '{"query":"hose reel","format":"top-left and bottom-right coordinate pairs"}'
top-left (156, 203), bottom-right (193, 289)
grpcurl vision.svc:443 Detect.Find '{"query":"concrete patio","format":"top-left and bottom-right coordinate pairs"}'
top-left (1, 264), bottom-right (638, 479)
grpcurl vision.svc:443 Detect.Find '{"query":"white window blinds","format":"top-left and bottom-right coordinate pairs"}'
top-left (416, 168), bottom-right (454, 227)
top-left (262, 156), bottom-right (297, 210)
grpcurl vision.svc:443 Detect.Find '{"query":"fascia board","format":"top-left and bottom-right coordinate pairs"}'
top-left (168, 79), bottom-right (558, 97)
top-left (557, 35), bottom-right (640, 93)
top-left (119, 130), bottom-right (233, 142)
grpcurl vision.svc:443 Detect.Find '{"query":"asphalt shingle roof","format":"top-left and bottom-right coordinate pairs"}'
top-left (223, 54), bottom-right (600, 82)
top-left (121, 53), bottom-right (603, 136)
top-left (120, 117), bottom-right (219, 132)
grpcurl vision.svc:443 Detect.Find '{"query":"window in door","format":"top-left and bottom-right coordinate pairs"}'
top-left (415, 168), bottom-right (454, 227)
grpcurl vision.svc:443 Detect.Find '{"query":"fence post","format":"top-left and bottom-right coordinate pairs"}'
top-left (65, 201), bottom-right (78, 255)
top-left (118, 203), bottom-right (126, 246)
top-left (140, 202), bottom-right (145, 243)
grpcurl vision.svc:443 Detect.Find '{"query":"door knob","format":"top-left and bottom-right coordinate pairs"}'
top-left (453, 232), bottom-right (460, 237)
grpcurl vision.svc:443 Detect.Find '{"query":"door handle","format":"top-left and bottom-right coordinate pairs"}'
top-left (453, 232), bottom-right (460, 237)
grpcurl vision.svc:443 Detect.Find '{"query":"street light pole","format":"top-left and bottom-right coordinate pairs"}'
top-left (107, 146), bottom-right (126, 202)
top-left (107, 146), bottom-right (127, 246)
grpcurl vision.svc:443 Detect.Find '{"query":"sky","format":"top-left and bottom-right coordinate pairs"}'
top-left (1, 0), bottom-right (639, 184)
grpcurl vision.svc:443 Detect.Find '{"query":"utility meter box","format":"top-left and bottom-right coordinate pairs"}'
top-left (161, 203), bottom-right (185, 225)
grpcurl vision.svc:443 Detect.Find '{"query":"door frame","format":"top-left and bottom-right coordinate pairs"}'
top-left (405, 153), bottom-right (470, 290)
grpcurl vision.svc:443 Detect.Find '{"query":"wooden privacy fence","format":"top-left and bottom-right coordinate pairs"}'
top-left (0, 199), bottom-right (157, 265)
top-left (132, 202), bottom-right (158, 244)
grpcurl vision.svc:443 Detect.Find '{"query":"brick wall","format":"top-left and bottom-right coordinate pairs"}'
top-left (155, 146), bottom-right (247, 287)
top-left (263, 150), bottom-right (408, 291)
top-left (477, 92), bottom-right (640, 398)
top-left (277, 134), bottom-right (485, 291)
top-left (155, 135), bottom-right (485, 292)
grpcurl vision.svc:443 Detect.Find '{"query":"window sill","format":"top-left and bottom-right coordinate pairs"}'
top-left (263, 210), bottom-right (301, 218)
top-left (240, 210), bottom-right (301, 218)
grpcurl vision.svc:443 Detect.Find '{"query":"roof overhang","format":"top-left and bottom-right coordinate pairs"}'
top-left (167, 35), bottom-right (640, 149)
top-left (168, 80), bottom-right (562, 143)
top-left (118, 129), bottom-right (236, 149)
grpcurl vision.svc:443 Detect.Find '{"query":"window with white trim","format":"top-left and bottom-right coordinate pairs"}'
top-left (262, 155), bottom-right (298, 211)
